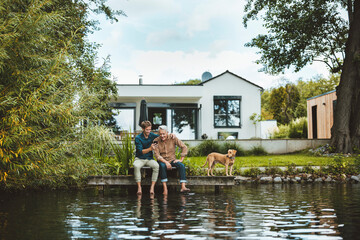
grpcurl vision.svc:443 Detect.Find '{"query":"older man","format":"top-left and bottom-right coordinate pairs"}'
top-left (154, 125), bottom-right (190, 195)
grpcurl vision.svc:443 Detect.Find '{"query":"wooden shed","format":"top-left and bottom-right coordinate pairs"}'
top-left (307, 90), bottom-right (337, 139)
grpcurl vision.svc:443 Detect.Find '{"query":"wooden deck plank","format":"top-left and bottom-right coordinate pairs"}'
top-left (87, 175), bottom-right (235, 186)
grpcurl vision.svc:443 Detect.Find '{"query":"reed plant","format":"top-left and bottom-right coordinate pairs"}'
top-left (110, 131), bottom-right (134, 175)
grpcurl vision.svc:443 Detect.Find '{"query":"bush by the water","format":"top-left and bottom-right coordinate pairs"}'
top-left (187, 140), bottom-right (267, 157)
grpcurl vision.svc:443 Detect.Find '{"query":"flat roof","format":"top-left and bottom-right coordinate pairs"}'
top-left (306, 90), bottom-right (336, 101)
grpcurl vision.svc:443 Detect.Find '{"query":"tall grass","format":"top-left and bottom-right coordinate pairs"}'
top-left (110, 131), bottom-right (134, 175)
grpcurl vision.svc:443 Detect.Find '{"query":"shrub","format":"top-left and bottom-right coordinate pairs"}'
top-left (285, 163), bottom-right (298, 175)
top-left (193, 140), bottom-right (221, 156)
top-left (248, 145), bottom-right (268, 156)
top-left (289, 117), bottom-right (308, 138)
top-left (270, 117), bottom-right (307, 139)
top-left (271, 124), bottom-right (289, 139)
top-left (187, 146), bottom-right (200, 157)
top-left (327, 155), bottom-right (358, 175)
top-left (302, 164), bottom-right (317, 174)
top-left (243, 167), bottom-right (262, 177)
top-left (221, 141), bottom-right (246, 156)
top-left (72, 125), bottom-right (113, 161)
top-left (265, 166), bottom-right (284, 175)
top-left (183, 159), bottom-right (207, 176)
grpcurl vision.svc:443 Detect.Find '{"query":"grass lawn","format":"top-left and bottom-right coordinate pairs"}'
top-left (185, 154), bottom-right (356, 168)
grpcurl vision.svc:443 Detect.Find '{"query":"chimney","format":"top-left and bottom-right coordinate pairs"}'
top-left (139, 75), bottom-right (143, 85)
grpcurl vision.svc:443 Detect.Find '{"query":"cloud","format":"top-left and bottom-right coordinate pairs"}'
top-left (146, 29), bottom-right (185, 45)
top-left (90, 1), bottom-right (329, 90)
top-left (177, 0), bottom-right (245, 36)
top-left (111, 49), bottom-right (329, 90)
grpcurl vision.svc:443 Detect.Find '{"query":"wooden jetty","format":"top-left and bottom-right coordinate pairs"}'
top-left (87, 167), bottom-right (235, 192)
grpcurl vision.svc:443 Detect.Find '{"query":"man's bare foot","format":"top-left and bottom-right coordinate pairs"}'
top-left (180, 187), bottom-right (190, 193)
top-left (137, 189), bottom-right (142, 195)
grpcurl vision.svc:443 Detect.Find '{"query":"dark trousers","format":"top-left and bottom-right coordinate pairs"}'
top-left (158, 161), bottom-right (187, 183)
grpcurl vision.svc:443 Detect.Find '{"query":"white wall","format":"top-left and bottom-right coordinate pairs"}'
top-left (183, 139), bottom-right (330, 154)
top-left (199, 73), bottom-right (262, 139)
top-left (258, 120), bottom-right (277, 139)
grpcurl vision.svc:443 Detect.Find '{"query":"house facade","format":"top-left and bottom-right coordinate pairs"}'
top-left (307, 90), bottom-right (337, 139)
top-left (110, 70), bottom-right (264, 140)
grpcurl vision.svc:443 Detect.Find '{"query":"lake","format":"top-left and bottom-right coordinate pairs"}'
top-left (1, 184), bottom-right (359, 239)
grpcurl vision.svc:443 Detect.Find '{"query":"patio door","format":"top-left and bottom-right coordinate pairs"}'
top-left (148, 108), bottom-right (167, 130)
top-left (312, 105), bottom-right (317, 139)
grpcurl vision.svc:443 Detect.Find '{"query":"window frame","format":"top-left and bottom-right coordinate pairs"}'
top-left (213, 96), bottom-right (242, 128)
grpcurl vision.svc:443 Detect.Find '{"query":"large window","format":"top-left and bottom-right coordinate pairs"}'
top-left (112, 108), bottom-right (135, 134)
top-left (148, 103), bottom-right (198, 139)
top-left (214, 96), bottom-right (241, 128)
top-left (108, 102), bottom-right (136, 134)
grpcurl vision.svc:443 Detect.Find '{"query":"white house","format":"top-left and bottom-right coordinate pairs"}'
top-left (110, 70), bottom-right (264, 140)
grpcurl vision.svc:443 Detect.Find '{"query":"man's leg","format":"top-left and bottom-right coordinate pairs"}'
top-left (133, 158), bottom-right (146, 195)
top-left (172, 161), bottom-right (190, 192)
top-left (158, 161), bottom-right (168, 195)
top-left (145, 159), bottom-right (159, 195)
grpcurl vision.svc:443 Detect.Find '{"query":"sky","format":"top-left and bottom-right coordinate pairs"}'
top-left (88, 0), bottom-right (330, 89)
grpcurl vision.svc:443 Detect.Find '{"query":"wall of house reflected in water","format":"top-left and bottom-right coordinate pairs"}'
top-left (0, 184), bottom-right (359, 239)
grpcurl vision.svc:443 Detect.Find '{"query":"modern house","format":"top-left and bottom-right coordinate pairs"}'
top-left (110, 70), bottom-right (264, 140)
top-left (307, 90), bottom-right (337, 139)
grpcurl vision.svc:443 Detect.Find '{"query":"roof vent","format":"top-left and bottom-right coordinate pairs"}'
top-left (139, 75), bottom-right (143, 85)
top-left (201, 71), bottom-right (212, 82)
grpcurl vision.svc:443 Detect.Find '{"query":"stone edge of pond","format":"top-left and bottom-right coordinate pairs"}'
top-left (234, 174), bottom-right (360, 184)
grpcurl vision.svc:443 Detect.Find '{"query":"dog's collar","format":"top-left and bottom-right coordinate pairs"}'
top-left (227, 155), bottom-right (235, 160)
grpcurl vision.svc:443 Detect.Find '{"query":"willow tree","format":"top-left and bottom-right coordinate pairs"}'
top-left (243, 0), bottom-right (360, 153)
top-left (0, 0), bottom-right (123, 186)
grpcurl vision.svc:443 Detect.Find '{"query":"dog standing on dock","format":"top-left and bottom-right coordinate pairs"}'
top-left (202, 149), bottom-right (237, 176)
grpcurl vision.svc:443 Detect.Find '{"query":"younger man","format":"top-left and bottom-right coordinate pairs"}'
top-left (134, 121), bottom-right (159, 195)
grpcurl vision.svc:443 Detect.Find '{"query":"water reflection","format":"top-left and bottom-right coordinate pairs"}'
top-left (0, 184), bottom-right (359, 239)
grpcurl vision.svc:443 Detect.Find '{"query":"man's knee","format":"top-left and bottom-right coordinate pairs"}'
top-left (158, 162), bottom-right (166, 168)
top-left (133, 160), bottom-right (142, 169)
top-left (150, 161), bottom-right (159, 170)
top-left (175, 162), bottom-right (185, 169)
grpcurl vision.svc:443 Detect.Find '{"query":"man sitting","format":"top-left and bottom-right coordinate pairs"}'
top-left (134, 121), bottom-right (159, 195)
top-left (154, 125), bottom-right (190, 195)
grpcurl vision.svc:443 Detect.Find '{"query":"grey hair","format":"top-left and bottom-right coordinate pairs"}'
top-left (158, 125), bottom-right (168, 132)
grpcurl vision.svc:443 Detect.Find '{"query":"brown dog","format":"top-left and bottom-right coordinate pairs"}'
top-left (202, 149), bottom-right (237, 176)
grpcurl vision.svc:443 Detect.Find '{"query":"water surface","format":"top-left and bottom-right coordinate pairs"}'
top-left (1, 184), bottom-right (359, 239)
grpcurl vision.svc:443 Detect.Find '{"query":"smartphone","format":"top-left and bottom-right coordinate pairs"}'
top-left (153, 140), bottom-right (158, 144)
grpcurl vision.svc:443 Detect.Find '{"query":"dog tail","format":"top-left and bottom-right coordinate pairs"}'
top-left (202, 156), bottom-right (209, 168)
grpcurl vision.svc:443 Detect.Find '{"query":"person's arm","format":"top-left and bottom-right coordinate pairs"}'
top-left (174, 137), bottom-right (188, 163)
top-left (135, 137), bottom-right (154, 156)
top-left (135, 137), bottom-right (143, 157)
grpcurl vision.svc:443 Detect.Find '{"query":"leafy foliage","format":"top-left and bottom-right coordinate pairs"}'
top-left (110, 131), bottom-right (135, 175)
top-left (243, 0), bottom-right (347, 74)
top-left (0, 0), bottom-right (123, 188)
top-left (271, 117), bottom-right (308, 139)
top-left (243, 0), bottom-right (360, 153)
top-left (175, 79), bottom-right (202, 85)
top-left (261, 74), bottom-right (340, 124)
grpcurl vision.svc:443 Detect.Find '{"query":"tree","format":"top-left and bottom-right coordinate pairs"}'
top-left (244, 0), bottom-right (360, 153)
top-left (176, 79), bottom-right (202, 85)
top-left (0, 0), bottom-right (123, 186)
top-left (268, 83), bottom-right (300, 125)
top-left (295, 73), bottom-right (340, 117)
